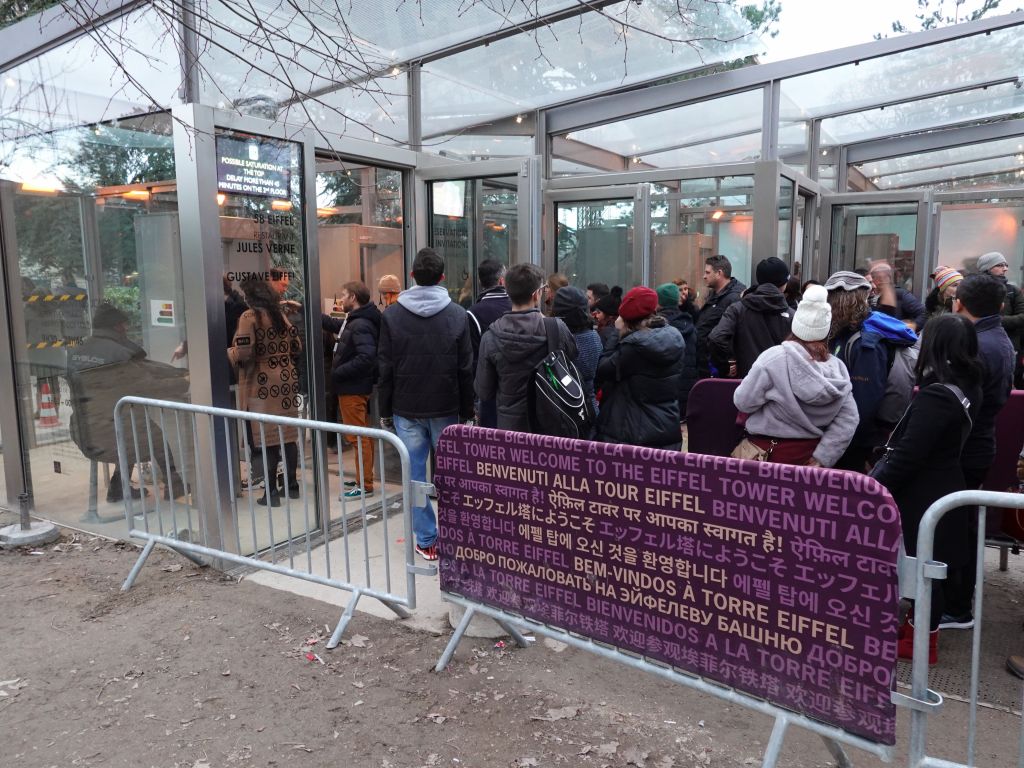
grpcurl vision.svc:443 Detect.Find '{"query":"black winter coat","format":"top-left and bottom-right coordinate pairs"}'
top-left (695, 278), bottom-right (745, 378)
top-left (378, 291), bottom-right (475, 420)
top-left (326, 302), bottom-right (381, 396)
top-left (467, 287), bottom-right (512, 361)
top-left (595, 318), bottom-right (685, 449)
top-left (659, 306), bottom-right (697, 417)
top-left (707, 284), bottom-right (793, 377)
top-left (872, 382), bottom-right (979, 560)
top-left (961, 315), bottom-right (1015, 473)
top-left (475, 310), bottom-right (577, 432)
top-left (999, 279), bottom-right (1024, 353)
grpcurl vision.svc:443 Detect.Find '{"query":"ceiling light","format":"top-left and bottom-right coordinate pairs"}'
top-left (391, 66), bottom-right (401, 76)
top-left (515, 115), bottom-right (524, 124)
top-left (710, 210), bottom-right (724, 221)
top-left (217, 193), bottom-right (226, 206)
top-left (20, 181), bottom-right (60, 195)
top-left (4, 76), bottom-right (15, 87)
top-left (271, 199), bottom-right (292, 211)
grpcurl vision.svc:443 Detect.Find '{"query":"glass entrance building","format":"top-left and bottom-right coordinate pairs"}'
top-left (2, 2), bottom-right (1023, 533)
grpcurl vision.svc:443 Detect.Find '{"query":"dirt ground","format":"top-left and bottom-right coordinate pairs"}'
top-left (0, 523), bottom-right (1019, 768)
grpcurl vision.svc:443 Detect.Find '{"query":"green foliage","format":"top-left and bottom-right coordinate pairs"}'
top-left (879, 0), bottom-right (1017, 36)
top-left (740, 0), bottom-right (783, 38)
top-left (0, 0), bottom-right (59, 29)
top-left (99, 284), bottom-right (142, 337)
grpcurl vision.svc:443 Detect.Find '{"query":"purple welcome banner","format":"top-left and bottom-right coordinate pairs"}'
top-left (434, 426), bottom-right (902, 745)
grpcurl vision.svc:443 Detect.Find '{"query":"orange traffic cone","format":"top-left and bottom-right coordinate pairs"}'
top-left (37, 382), bottom-right (60, 428)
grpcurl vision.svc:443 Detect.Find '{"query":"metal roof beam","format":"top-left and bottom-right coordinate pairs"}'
top-left (847, 118), bottom-right (1024, 164)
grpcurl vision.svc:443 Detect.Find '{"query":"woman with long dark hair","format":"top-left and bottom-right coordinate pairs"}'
top-left (229, 278), bottom-right (303, 506)
top-left (871, 313), bottom-right (982, 665)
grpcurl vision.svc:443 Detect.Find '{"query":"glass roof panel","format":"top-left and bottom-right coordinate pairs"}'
top-left (564, 89), bottom-right (762, 158)
top-left (1, 6), bottom-right (180, 144)
top-left (426, 135), bottom-right (534, 162)
top-left (282, 77), bottom-right (409, 144)
top-left (820, 82), bottom-right (1024, 144)
top-left (638, 132), bottom-right (762, 168)
top-left (421, 0), bottom-right (759, 136)
top-left (857, 135), bottom-right (1024, 177)
top-left (864, 156), bottom-right (1024, 189)
top-left (780, 24), bottom-right (1024, 121)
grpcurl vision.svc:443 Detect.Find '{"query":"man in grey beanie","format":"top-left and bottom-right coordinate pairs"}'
top-left (977, 251), bottom-right (1024, 386)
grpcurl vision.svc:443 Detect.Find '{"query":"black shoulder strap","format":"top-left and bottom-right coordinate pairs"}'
top-left (542, 316), bottom-right (559, 356)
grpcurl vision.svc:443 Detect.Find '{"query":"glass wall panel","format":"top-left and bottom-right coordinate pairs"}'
top-left (428, 178), bottom-right (518, 305)
top-left (648, 176), bottom-right (755, 296)
top-left (556, 199), bottom-right (634, 290)
top-left (778, 177), bottom-right (794, 262)
top-left (936, 202), bottom-right (1024, 283)
top-left (1, 113), bottom-right (188, 534)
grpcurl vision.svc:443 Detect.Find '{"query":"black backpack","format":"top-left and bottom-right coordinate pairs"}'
top-left (527, 318), bottom-right (594, 439)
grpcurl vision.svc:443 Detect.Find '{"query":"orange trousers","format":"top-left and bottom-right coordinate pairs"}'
top-left (338, 394), bottom-right (374, 491)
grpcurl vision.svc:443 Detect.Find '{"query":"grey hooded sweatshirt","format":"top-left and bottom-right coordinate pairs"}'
top-left (733, 341), bottom-right (859, 467)
top-left (476, 308), bottom-right (576, 432)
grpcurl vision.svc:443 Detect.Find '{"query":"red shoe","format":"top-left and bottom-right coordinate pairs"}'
top-left (415, 543), bottom-right (438, 561)
top-left (898, 629), bottom-right (938, 666)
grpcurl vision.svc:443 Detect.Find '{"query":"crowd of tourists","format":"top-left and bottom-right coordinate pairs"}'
top-left (209, 245), bottom-right (1022, 667)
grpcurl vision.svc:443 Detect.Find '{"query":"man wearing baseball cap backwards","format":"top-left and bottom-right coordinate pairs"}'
top-left (976, 251), bottom-right (1024, 387)
top-left (594, 286), bottom-right (685, 450)
top-left (823, 270), bottom-right (918, 472)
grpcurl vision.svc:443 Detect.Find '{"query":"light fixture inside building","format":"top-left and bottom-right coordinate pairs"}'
top-left (121, 190), bottom-right (150, 201)
top-left (217, 193), bottom-right (227, 206)
top-left (271, 199), bottom-right (292, 211)
top-left (710, 210), bottom-right (724, 221)
top-left (20, 181), bottom-right (60, 195)
top-left (4, 76), bottom-right (15, 87)
top-left (391, 66), bottom-right (401, 76)
top-left (515, 114), bottom-right (524, 124)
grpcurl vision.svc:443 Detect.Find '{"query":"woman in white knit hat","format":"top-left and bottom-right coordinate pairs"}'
top-left (730, 285), bottom-right (859, 467)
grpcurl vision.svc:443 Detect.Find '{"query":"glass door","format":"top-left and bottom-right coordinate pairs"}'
top-left (820, 192), bottom-right (933, 296)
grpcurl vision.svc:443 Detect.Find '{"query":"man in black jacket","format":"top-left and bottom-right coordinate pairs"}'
top-left (708, 256), bottom-right (793, 378)
top-left (977, 251), bottom-right (1024, 387)
top-left (475, 264), bottom-right (576, 432)
top-left (695, 254), bottom-right (745, 378)
top-left (467, 259), bottom-right (512, 428)
top-left (324, 281), bottom-right (381, 499)
top-left (656, 283), bottom-right (697, 418)
top-left (942, 274), bottom-right (1016, 629)
top-left (378, 248), bottom-right (474, 561)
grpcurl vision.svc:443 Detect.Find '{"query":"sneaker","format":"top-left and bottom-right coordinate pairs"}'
top-left (256, 492), bottom-right (281, 508)
top-left (415, 543), bottom-right (438, 561)
top-left (343, 487), bottom-right (371, 499)
top-left (1007, 655), bottom-right (1024, 680)
top-left (937, 613), bottom-right (974, 630)
top-left (241, 475), bottom-right (265, 491)
top-left (343, 480), bottom-right (358, 488)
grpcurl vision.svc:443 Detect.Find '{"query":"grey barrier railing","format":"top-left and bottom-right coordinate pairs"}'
top-left (113, 396), bottom-right (436, 648)
top-left (901, 489), bottom-right (1024, 768)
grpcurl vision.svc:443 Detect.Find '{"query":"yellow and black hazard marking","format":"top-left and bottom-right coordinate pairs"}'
top-left (26, 339), bottom-right (79, 349)
top-left (25, 294), bottom-right (87, 303)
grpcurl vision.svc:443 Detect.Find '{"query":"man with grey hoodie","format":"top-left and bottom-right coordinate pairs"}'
top-left (378, 247), bottom-right (475, 561)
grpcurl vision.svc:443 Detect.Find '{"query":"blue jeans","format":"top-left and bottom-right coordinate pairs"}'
top-left (394, 414), bottom-right (458, 547)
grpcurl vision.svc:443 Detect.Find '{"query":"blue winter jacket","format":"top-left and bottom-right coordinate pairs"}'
top-left (832, 311), bottom-right (918, 447)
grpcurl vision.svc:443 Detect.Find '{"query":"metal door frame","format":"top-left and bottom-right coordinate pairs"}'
top-left (414, 157), bottom-right (543, 268)
top-left (818, 190), bottom-right (934, 292)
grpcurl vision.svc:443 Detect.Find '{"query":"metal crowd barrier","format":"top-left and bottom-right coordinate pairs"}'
top-left (113, 396), bottom-right (435, 648)
top-left (901, 489), bottom-right (1024, 768)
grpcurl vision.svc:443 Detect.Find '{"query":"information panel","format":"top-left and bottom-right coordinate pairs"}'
top-left (435, 426), bottom-right (902, 745)
top-left (216, 135), bottom-right (292, 198)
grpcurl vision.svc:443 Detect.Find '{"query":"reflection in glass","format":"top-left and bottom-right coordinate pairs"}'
top-left (830, 204), bottom-right (919, 291)
top-left (2, 113), bottom-right (189, 533)
top-left (557, 199), bottom-right (634, 290)
top-left (428, 178), bottom-right (518, 306)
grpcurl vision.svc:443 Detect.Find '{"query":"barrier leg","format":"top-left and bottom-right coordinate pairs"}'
top-left (760, 715), bottom-right (789, 768)
top-left (121, 538), bottom-right (156, 591)
top-left (820, 735), bottom-right (853, 768)
top-left (435, 605), bottom-right (476, 672)
top-left (377, 596), bottom-right (413, 621)
top-left (495, 619), bottom-right (530, 648)
top-left (1000, 544), bottom-right (1009, 572)
top-left (164, 542), bottom-right (208, 568)
top-left (326, 589), bottom-right (362, 650)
